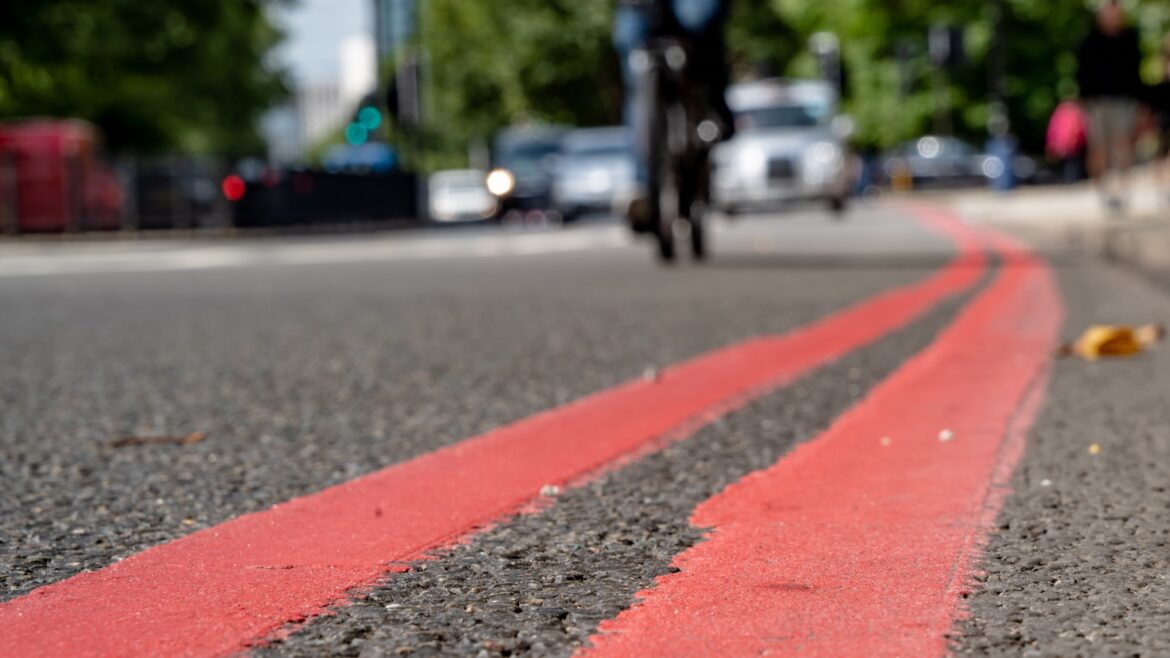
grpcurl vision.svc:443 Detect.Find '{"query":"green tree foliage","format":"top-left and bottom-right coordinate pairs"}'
top-left (421, 0), bottom-right (1170, 161)
top-left (0, 0), bottom-right (289, 156)
top-left (763, 0), bottom-right (1102, 150)
top-left (420, 0), bottom-right (620, 167)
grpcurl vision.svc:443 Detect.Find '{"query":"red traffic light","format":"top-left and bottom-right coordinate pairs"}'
top-left (222, 174), bottom-right (246, 202)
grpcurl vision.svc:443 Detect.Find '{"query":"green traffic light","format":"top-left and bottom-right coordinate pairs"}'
top-left (358, 106), bottom-right (383, 131)
top-left (345, 122), bottom-right (369, 146)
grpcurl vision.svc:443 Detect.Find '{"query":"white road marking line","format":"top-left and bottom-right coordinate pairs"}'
top-left (0, 228), bottom-right (631, 278)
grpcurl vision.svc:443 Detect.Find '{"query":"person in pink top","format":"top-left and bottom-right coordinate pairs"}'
top-left (1047, 100), bottom-right (1088, 183)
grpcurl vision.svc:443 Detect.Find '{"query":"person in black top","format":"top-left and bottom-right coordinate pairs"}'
top-left (613, 0), bottom-right (734, 138)
top-left (613, 0), bottom-right (733, 222)
top-left (1151, 35), bottom-right (1170, 203)
top-left (1077, 0), bottom-right (1144, 210)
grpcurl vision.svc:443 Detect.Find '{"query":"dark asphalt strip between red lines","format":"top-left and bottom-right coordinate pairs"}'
top-left (0, 211), bottom-right (989, 658)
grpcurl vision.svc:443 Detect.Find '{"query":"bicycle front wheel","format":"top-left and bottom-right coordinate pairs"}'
top-left (641, 65), bottom-right (677, 263)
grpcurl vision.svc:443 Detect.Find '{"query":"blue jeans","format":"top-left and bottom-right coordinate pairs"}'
top-left (672, 0), bottom-right (723, 33)
top-left (613, 5), bottom-right (650, 132)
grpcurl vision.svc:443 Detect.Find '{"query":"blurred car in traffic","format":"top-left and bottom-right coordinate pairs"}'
top-left (711, 79), bottom-right (851, 216)
top-left (552, 127), bottom-right (635, 221)
top-left (428, 169), bottom-right (497, 223)
top-left (487, 125), bottom-right (567, 221)
top-left (874, 136), bottom-right (1039, 191)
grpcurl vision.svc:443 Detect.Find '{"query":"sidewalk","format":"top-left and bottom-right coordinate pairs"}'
top-left (938, 171), bottom-right (1170, 276)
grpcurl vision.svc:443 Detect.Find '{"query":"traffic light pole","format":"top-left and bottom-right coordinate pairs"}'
top-left (928, 25), bottom-right (958, 136)
top-left (988, 0), bottom-right (1009, 133)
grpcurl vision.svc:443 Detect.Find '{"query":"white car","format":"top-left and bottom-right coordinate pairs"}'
top-left (712, 79), bottom-right (851, 215)
top-left (428, 170), bottom-right (498, 222)
top-left (552, 127), bottom-right (636, 221)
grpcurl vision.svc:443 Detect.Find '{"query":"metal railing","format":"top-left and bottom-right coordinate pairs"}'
top-left (0, 153), bottom-right (421, 235)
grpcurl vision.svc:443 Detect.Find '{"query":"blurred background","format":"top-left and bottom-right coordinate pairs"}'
top-left (3, 0), bottom-right (1170, 234)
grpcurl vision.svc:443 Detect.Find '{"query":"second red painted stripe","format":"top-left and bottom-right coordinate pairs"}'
top-left (577, 222), bottom-right (1062, 658)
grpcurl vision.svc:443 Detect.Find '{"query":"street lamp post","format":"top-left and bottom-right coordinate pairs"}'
top-left (988, 0), bottom-right (1008, 130)
top-left (809, 32), bottom-right (842, 99)
top-left (928, 25), bottom-right (963, 136)
top-left (986, 0), bottom-right (1017, 191)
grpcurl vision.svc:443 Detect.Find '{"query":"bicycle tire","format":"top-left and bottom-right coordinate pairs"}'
top-left (643, 64), bottom-right (677, 263)
top-left (690, 212), bottom-right (706, 260)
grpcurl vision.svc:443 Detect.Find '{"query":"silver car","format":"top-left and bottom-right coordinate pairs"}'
top-left (712, 80), bottom-right (851, 215)
top-left (428, 170), bottom-right (497, 223)
top-left (552, 127), bottom-right (636, 221)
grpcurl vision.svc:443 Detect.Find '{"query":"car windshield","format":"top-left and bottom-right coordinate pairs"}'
top-left (735, 104), bottom-right (824, 131)
top-left (562, 129), bottom-right (630, 158)
top-left (435, 173), bottom-right (485, 192)
top-left (496, 140), bottom-right (561, 174)
top-left (564, 143), bottom-right (629, 158)
top-left (901, 137), bottom-right (978, 159)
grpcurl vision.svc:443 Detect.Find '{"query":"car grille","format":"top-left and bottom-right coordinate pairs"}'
top-left (767, 158), bottom-right (797, 181)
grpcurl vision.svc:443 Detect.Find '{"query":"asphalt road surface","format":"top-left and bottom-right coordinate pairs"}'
top-left (2, 205), bottom-right (1169, 657)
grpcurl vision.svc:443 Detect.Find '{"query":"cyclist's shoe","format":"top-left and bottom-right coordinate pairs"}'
top-left (626, 194), bottom-right (653, 233)
top-left (615, 185), bottom-right (653, 233)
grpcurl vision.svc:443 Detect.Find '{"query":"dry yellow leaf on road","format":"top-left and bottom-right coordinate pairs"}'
top-left (1059, 324), bottom-right (1166, 361)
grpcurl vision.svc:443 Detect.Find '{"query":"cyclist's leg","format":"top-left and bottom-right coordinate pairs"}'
top-left (614, 5), bottom-right (651, 185)
top-left (701, 35), bottom-right (736, 138)
top-left (613, 6), bottom-right (650, 92)
top-left (614, 5), bottom-right (655, 228)
top-left (670, 0), bottom-right (734, 137)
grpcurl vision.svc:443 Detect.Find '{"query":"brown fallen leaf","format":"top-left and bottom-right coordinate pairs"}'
top-left (1058, 323), bottom-right (1165, 361)
top-left (110, 431), bottom-right (206, 448)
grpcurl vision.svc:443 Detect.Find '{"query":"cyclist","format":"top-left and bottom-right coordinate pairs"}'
top-left (613, 0), bottom-right (734, 224)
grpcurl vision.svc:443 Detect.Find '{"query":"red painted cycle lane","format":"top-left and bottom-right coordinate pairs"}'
top-left (0, 213), bottom-right (984, 658)
top-left (577, 227), bottom-right (1063, 658)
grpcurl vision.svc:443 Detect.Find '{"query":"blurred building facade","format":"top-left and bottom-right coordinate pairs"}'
top-left (259, 104), bottom-right (302, 164)
top-left (373, 0), bottom-right (418, 61)
top-left (269, 34), bottom-right (377, 162)
top-left (298, 82), bottom-right (345, 150)
top-left (302, 35), bottom-right (376, 148)
top-left (340, 36), bottom-right (378, 101)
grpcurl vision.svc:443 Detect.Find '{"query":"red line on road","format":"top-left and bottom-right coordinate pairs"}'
top-left (576, 219), bottom-right (1062, 658)
top-left (0, 213), bottom-right (986, 658)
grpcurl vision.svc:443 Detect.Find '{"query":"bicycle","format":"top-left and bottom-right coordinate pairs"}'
top-left (627, 2), bottom-right (725, 263)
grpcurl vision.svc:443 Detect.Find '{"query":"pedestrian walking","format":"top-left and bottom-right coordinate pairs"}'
top-left (1046, 99), bottom-right (1088, 183)
top-left (1147, 34), bottom-right (1170, 204)
top-left (1077, 0), bottom-right (1144, 211)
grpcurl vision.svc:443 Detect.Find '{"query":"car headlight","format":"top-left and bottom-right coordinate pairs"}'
top-left (712, 145), bottom-right (732, 168)
top-left (982, 156), bottom-right (1006, 180)
top-left (486, 169), bottom-right (516, 197)
top-left (742, 147), bottom-right (767, 174)
top-left (587, 170), bottom-right (610, 192)
top-left (809, 142), bottom-right (842, 165)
